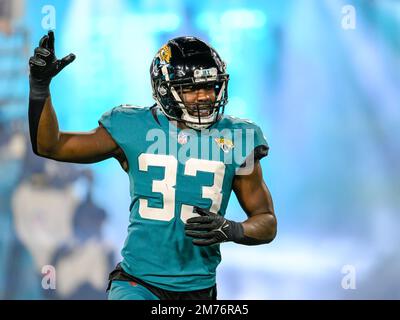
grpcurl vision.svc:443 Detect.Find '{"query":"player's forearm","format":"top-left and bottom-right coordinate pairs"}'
top-left (29, 30), bottom-right (75, 156)
top-left (29, 93), bottom-right (61, 156)
top-left (240, 212), bottom-right (277, 245)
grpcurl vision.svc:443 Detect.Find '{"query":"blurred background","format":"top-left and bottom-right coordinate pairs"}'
top-left (0, 0), bottom-right (399, 299)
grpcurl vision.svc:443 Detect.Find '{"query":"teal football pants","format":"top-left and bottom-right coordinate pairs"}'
top-left (108, 280), bottom-right (159, 300)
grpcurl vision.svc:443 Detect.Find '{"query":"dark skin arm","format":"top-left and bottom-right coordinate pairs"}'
top-left (232, 160), bottom-right (277, 243)
top-left (36, 96), bottom-right (128, 171)
top-left (28, 30), bottom-right (128, 170)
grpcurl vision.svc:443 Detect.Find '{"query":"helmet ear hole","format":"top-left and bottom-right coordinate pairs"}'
top-left (158, 85), bottom-right (168, 96)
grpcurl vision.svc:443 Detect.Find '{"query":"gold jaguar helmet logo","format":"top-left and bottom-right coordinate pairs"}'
top-left (159, 44), bottom-right (172, 63)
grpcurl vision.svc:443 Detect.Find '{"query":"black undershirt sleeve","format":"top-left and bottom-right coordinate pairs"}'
top-left (28, 77), bottom-right (50, 155)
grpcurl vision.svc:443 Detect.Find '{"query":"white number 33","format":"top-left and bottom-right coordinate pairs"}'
top-left (138, 154), bottom-right (225, 223)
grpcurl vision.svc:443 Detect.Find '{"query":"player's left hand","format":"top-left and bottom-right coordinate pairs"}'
top-left (185, 206), bottom-right (244, 246)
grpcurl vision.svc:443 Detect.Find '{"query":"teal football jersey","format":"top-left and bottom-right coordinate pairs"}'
top-left (99, 105), bottom-right (268, 291)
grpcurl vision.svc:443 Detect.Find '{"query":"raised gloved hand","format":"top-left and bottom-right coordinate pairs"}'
top-left (185, 206), bottom-right (245, 246)
top-left (29, 30), bottom-right (75, 100)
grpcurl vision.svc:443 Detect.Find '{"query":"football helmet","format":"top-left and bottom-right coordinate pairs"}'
top-left (150, 36), bottom-right (229, 130)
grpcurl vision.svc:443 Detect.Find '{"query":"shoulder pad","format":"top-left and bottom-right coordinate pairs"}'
top-left (223, 115), bottom-right (258, 128)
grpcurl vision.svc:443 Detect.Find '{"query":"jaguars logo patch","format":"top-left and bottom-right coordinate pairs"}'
top-left (215, 137), bottom-right (234, 153)
top-left (159, 44), bottom-right (172, 63)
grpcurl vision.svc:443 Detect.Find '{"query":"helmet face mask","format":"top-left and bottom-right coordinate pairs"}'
top-left (150, 37), bottom-right (229, 130)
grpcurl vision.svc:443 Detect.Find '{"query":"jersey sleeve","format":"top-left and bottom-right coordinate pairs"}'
top-left (98, 106), bottom-right (133, 149)
top-left (98, 108), bottom-right (114, 133)
top-left (234, 121), bottom-right (269, 174)
top-left (251, 123), bottom-right (269, 161)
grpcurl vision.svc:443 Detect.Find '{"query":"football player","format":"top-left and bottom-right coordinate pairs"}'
top-left (28, 31), bottom-right (277, 300)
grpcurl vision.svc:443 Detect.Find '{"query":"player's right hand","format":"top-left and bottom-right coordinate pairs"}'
top-left (29, 30), bottom-right (75, 86)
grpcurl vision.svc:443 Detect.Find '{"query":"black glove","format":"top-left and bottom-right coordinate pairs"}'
top-left (29, 30), bottom-right (75, 100)
top-left (28, 30), bottom-right (75, 155)
top-left (185, 206), bottom-right (245, 246)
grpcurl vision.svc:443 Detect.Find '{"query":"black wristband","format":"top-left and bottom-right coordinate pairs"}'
top-left (29, 75), bottom-right (50, 101)
top-left (28, 74), bottom-right (52, 155)
top-left (28, 97), bottom-right (47, 155)
top-left (228, 220), bottom-right (245, 243)
top-left (229, 221), bottom-right (267, 245)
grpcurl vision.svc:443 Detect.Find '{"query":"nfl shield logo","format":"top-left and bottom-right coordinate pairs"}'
top-left (178, 132), bottom-right (188, 145)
